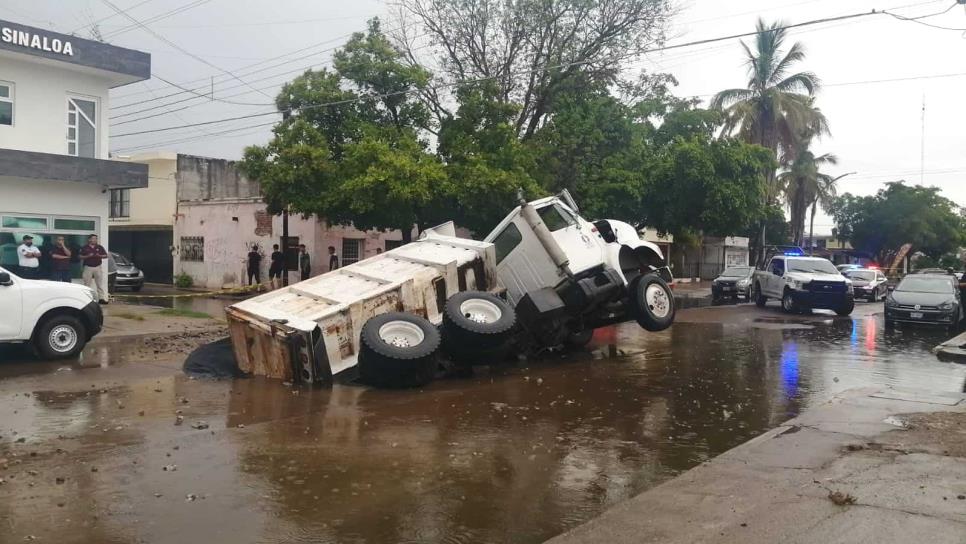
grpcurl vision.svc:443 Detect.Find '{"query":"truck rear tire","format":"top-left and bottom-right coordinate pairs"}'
top-left (632, 275), bottom-right (674, 332)
top-left (442, 291), bottom-right (516, 360)
top-left (34, 314), bottom-right (87, 360)
top-left (358, 312), bottom-right (440, 388)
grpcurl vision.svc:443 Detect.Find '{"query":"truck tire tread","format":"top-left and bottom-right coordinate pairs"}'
top-left (358, 312), bottom-right (440, 388)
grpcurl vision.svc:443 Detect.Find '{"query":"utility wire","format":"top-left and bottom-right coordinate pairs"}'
top-left (113, 9), bottom-right (889, 139)
top-left (101, 0), bottom-right (272, 99)
top-left (101, 0), bottom-right (213, 40)
top-left (69, 0), bottom-right (154, 35)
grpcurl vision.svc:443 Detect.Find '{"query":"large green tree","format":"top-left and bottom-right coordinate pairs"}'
top-left (240, 19), bottom-right (445, 242)
top-left (778, 137), bottom-right (838, 247)
top-left (830, 183), bottom-right (965, 266)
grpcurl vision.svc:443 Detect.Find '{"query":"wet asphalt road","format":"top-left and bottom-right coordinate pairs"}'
top-left (0, 301), bottom-right (964, 544)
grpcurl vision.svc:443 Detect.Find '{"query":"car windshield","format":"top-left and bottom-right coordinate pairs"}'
top-left (721, 267), bottom-right (751, 277)
top-left (845, 271), bottom-right (875, 281)
top-left (787, 258), bottom-right (838, 274)
top-left (896, 276), bottom-right (954, 294)
top-left (111, 252), bottom-right (131, 266)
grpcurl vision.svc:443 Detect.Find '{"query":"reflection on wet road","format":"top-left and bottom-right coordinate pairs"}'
top-left (0, 304), bottom-right (963, 543)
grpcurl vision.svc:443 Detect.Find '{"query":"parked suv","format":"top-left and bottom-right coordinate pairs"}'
top-left (712, 265), bottom-right (754, 302)
top-left (0, 265), bottom-right (104, 359)
top-left (752, 255), bottom-right (854, 315)
top-left (108, 252), bottom-right (145, 292)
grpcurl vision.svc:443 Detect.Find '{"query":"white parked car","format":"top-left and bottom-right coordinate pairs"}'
top-left (0, 266), bottom-right (104, 359)
top-left (752, 255), bottom-right (854, 315)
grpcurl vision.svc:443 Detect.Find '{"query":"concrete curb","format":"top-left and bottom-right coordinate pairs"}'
top-left (934, 331), bottom-right (966, 363)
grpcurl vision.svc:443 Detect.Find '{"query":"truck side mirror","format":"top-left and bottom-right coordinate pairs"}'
top-left (0, 272), bottom-right (11, 286)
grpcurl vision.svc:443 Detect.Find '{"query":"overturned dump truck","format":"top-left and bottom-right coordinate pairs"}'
top-left (226, 191), bottom-right (675, 387)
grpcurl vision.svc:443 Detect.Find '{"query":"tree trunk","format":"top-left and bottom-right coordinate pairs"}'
top-left (401, 227), bottom-right (413, 244)
top-left (808, 200), bottom-right (817, 256)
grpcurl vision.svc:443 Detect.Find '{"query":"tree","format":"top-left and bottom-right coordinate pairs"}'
top-left (711, 18), bottom-right (826, 263)
top-left (240, 19), bottom-right (443, 242)
top-left (830, 183), bottom-right (965, 266)
top-left (394, 0), bottom-right (671, 138)
top-left (777, 138), bottom-right (838, 247)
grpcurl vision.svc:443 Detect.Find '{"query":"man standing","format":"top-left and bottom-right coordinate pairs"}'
top-left (328, 246), bottom-right (339, 271)
top-left (269, 243), bottom-right (284, 289)
top-left (79, 234), bottom-right (109, 304)
top-left (246, 244), bottom-right (262, 286)
top-left (49, 236), bottom-right (73, 282)
top-left (299, 244), bottom-right (311, 281)
top-left (16, 235), bottom-right (41, 279)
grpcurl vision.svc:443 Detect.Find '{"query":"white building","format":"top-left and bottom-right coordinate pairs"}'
top-left (0, 19), bottom-right (150, 277)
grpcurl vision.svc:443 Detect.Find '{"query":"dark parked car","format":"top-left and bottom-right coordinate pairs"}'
top-left (108, 252), bottom-right (144, 292)
top-left (712, 265), bottom-right (754, 302)
top-left (885, 274), bottom-right (962, 332)
top-left (843, 268), bottom-right (888, 302)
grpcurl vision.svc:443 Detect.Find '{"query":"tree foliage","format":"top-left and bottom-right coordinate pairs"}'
top-left (831, 183), bottom-right (965, 265)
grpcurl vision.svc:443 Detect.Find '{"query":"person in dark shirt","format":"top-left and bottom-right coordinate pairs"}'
top-left (298, 244), bottom-right (311, 281)
top-left (49, 235), bottom-right (73, 283)
top-left (328, 246), bottom-right (339, 271)
top-left (79, 234), bottom-right (109, 303)
top-left (246, 244), bottom-right (262, 286)
top-left (269, 243), bottom-right (284, 289)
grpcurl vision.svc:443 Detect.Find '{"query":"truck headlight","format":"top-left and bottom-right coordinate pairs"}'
top-left (790, 280), bottom-right (805, 290)
top-left (939, 301), bottom-right (954, 310)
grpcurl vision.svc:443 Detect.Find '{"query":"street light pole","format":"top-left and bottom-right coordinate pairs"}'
top-left (808, 171), bottom-right (856, 256)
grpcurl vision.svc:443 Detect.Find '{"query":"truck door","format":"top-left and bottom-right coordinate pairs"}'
top-left (0, 268), bottom-right (23, 340)
top-left (767, 257), bottom-right (785, 297)
top-left (491, 218), bottom-right (563, 305)
top-left (537, 203), bottom-right (602, 275)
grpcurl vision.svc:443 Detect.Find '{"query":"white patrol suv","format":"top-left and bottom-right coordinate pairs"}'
top-left (0, 266), bottom-right (104, 359)
top-left (752, 255), bottom-right (854, 315)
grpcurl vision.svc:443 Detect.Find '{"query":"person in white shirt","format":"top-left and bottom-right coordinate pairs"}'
top-left (16, 235), bottom-right (42, 279)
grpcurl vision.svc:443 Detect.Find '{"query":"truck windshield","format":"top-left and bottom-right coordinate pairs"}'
top-left (787, 259), bottom-right (838, 274)
top-left (721, 267), bottom-right (751, 277)
top-left (896, 277), bottom-right (954, 294)
top-left (537, 205), bottom-right (574, 232)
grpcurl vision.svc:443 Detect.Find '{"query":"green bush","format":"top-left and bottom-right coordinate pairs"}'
top-left (174, 273), bottom-right (193, 289)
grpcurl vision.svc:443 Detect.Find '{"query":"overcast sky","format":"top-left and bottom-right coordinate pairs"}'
top-left (5, 0), bottom-right (965, 235)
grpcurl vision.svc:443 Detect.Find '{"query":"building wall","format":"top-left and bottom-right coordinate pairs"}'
top-left (112, 152), bottom-right (177, 227)
top-left (0, 55), bottom-right (111, 158)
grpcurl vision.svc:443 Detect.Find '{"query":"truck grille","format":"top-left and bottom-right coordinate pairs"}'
top-left (807, 281), bottom-right (846, 293)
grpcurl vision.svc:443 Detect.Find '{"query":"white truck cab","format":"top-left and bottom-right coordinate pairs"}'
top-left (0, 266), bottom-right (104, 359)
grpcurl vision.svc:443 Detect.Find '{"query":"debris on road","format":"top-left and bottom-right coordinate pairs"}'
top-left (191, 421), bottom-right (209, 430)
top-left (827, 490), bottom-right (856, 506)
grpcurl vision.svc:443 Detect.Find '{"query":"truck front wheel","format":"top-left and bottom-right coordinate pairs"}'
top-left (34, 314), bottom-right (87, 359)
top-left (781, 290), bottom-right (798, 313)
top-left (835, 299), bottom-right (855, 316)
top-left (632, 275), bottom-right (674, 332)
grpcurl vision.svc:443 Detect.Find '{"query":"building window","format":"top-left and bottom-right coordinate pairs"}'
top-left (53, 218), bottom-right (97, 231)
top-left (109, 189), bottom-right (130, 218)
top-left (342, 238), bottom-right (362, 265)
top-left (1, 215), bottom-right (48, 230)
top-left (180, 237), bottom-right (204, 262)
top-left (385, 240), bottom-right (405, 251)
top-left (67, 96), bottom-right (97, 158)
top-left (0, 82), bottom-right (13, 126)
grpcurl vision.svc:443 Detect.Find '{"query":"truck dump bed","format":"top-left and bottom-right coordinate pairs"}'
top-left (226, 229), bottom-right (497, 384)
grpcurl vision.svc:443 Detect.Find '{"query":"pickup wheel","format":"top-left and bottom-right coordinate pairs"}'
top-left (754, 283), bottom-right (766, 307)
top-left (442, 291), bottom-right (516, 363)
top-left (34, 314), bottom-right (87, 359)
top-left (781, 289), bottom-right (798, 313)
top-left (359, 312), bottom-right (440, 388)
top-left (835, 299), bottom-right (855, 316)
top-left (632, 275), bottom-right (675, 332)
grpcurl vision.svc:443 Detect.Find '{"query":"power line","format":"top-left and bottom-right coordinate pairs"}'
top-left (113, 9), bottom-right (888, 139)
top-left (69, 0), bottom-right (154, 35)
top-left (101, 0), bottom-right (213, 40)
top-left (101, 0), bottom-right (271, 99)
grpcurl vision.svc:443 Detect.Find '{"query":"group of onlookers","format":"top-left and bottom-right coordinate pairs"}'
top-left (14, 233), bottom-right (110, 303)
top-left (245, 243), bottom-right (343, 289)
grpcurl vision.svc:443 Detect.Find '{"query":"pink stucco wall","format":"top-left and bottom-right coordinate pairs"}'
top-left (173, 201), bottom-right (412, 289)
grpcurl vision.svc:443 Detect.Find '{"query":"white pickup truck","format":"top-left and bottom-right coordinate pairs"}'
top-left (752, 254), bottom-right (854, 315)
top-left (227, 191), bottom-right (674, 387)
top-left (0, 266), bottom-right (104, 358)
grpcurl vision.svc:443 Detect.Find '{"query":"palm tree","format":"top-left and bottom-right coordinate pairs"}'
top-left (778, 142), bottom-right (838, 248)
top-left (711, 18), bottom-right (826, 262)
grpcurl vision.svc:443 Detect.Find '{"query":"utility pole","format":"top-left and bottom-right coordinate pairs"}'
top-left (280, 110), bottom-right (290, 287)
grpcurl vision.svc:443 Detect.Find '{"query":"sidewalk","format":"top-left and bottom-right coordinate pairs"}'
top-left (547, 387), bottom-right (966, 544)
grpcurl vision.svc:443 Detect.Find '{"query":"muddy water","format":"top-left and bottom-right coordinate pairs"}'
top-left (1, 306), bottom-right (964, 544)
